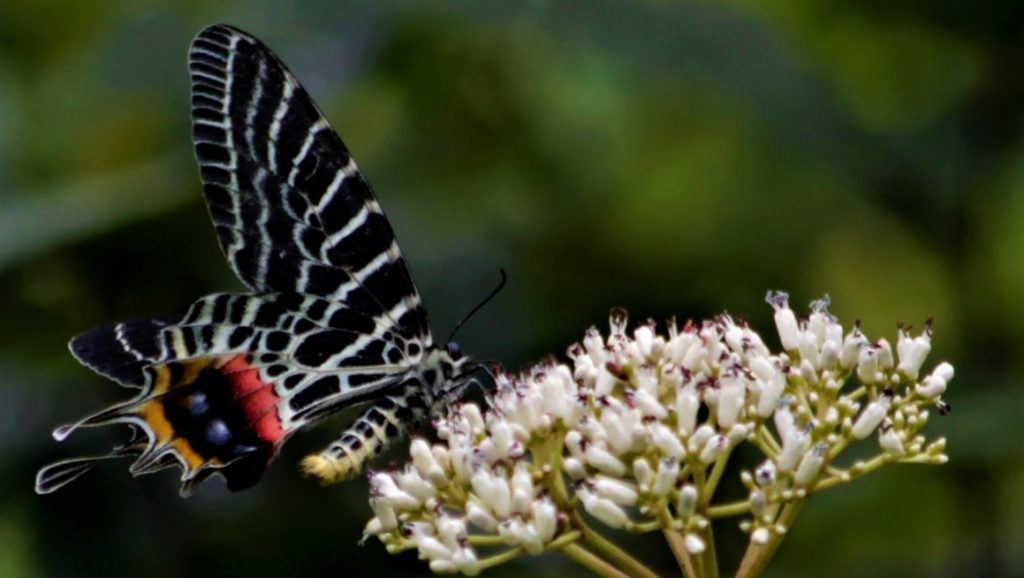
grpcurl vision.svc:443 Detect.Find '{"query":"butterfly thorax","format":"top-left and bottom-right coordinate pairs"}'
top-left (298, 344), bottom-right (475, 483)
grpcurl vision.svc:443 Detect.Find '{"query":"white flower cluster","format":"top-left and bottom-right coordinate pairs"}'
top-left (363, 293), bottom-right (952, 575)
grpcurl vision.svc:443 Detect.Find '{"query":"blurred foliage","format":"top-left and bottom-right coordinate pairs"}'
top-left (0, 1), bottom-right (1022, 577)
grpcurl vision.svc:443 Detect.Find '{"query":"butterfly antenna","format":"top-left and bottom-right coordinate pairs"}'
top-left (447, 269), bottom-right (507, 344)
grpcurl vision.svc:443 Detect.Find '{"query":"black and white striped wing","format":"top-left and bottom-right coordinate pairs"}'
top-left (190, 24), bottom-right (429, 345)
top-left (35, 25), bottom-right (445, 496)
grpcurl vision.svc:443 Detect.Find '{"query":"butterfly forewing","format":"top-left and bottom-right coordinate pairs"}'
top-left (190, 25), bottom-right (429, 343)
top-left (36, 24), bottom-right (452, 496)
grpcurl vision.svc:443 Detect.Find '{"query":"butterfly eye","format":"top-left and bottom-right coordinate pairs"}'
top-left (446, 342), bottom-right (462, 360)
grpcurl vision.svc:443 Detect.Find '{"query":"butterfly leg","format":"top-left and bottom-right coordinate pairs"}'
top-left (301, 389), bottom-right (427, 483)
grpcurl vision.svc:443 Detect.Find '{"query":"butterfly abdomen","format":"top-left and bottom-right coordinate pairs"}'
top-left (301, 388), bottom-right (427, 483)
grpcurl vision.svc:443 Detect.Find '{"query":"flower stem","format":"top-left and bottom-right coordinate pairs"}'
top-left (662, 527), bottom-right (698, 578)
top-left (702, 446), bottom-right (734, 506)
top-left (562, 543), bottom-right (634, 578)
top-left (657, 505), bottom-right (699, 578)
top-left (477, 531), bottom-right (585, 572)
top-left (699, 523), bottom-right (718, 578)
top-left (691, 469), bottom-right (719, 578)
top-left (468, 534), bottom-right (508, 546)
top-left (577, 519), bottom-right (661, 578)
top-left (756, 425), bottom-right (781, 456)
top-left (536, 430), bottom-right (658, 578)
top-left (814, 453), bottom-right (892, 492)
top-left (707, 500), bottom-right (751, 518)
top-left (477, 547), bottom-right (527, 571)
top-left (734, 499), bottom-right (804, 578)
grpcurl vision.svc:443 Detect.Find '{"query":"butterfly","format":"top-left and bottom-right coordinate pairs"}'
top-left (36, 24), bottom-right (487, 497)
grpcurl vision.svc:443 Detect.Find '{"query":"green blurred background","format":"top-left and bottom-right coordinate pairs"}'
top-left (1, 1), bottom-right (1022, 577)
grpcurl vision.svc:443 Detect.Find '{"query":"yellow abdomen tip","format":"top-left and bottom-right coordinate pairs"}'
top-left (300, 454), bottom-right (357, 484)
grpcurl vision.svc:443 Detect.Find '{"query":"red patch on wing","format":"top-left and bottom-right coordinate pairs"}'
top-left (221, 355), bottom-right (285, 444)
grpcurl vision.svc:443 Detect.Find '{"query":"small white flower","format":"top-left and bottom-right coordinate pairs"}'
top-left (717, 375), bottom-right (747, 428)
top-left (585, 444), bottom-right (627, 476)
top-left (931, 361), bottom-right (955, 383)
top-left (749, 489), bottom-right (767, 518)
top-left (857, 346), bottom-right (881, 384)
top-left (841, 327), bottom-right (868, 369)
top-left (632, 458), bottom-right (653, 491)
top-left (676, 484), bottom-right (698, 517)
top-left (453, 548), bottom-right (480, 576)
top-left (897, 326), bottom-right (932, 380)
top-left (699, 434), bottom-right (729, 464)
top-left (876, 339), bottom-right (894, 370)
top-left (675, 383), bottom-right (701, 435)
top-left (594, 476), bottom-right (640, 506)
top-left (532, 498), bottom-right (559, 543)
top-left (851, 392), bottom-right (893, 439)
top-left (879, 421), bottom-right (905, 457)
top-left (370, 472), bottom-right (420, 510)
top-left (467, 500), bottom-right (499, 532)
top-left (751, 527), bottom-right (771, 545)
top-left (777, 429), bottom-right (808, 473)
top-left (651, 457), bottom-right (680, 498)
top-left (684, 533), bottom-right (706, 554)
top-left (411, 438), bottom-right (447, 487)
top-left (767, 291), bottom-right (800, 351)
top-left (794, 443), bottom-right (827, 486)
top-left (564, 457), bottom-right (587, 480)
top-left (754, 459), bottom-right (777, 486)
top-left (579, 487), bottom-right (631, 529)
top-left (651, 423), bottom-right (687, 458)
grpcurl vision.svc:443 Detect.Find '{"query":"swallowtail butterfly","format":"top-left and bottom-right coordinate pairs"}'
top-left (36, 24), bottom-right (485, 496)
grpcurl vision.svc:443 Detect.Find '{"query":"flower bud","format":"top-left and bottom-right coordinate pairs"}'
top-left (676, 384), bottom-right (701, 435)
top-left (651, 423), bottom-right (686, 458)
top-left (879, 423), bottom-right (905, 456)
top-left (684, 533), bottom-right (706, 554)
top-left (794, 443), bottom-right (827, 486)
top-left (767, 292), bottom-right (800, 351)
top-left (777, 430), bottom-right (807, 472)
top-left (677, 484), bottom-right (698, 517)
top-left (453, 548), bottom-right (480, 576)
top-left (652, 457), bottom-right (680, 498)
top-left (897, 329), bottom-right (931, 380)
top-left (585, 445), bottom-right (627, 477)
top-left (699, 434), bottom-right (728, 464)
top-left (532, 498), bottom-right (558, 543)
top-left (467, 501), bottom-right (499, 532)
top-left (717, 376), bottom-right (746, 428)
top-left (579, 488), bottom-right (630, 529)
top-left (633, 458), bottom-right (653, 490)
top-left (857, 346), bottom-right (880, 384)
top-left (594, 477), bottom-right (639, 506)
top-left (851, 393), bottom-right (892, 439)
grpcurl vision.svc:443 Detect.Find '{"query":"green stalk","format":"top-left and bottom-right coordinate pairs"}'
top-left (534, 429), bottom-right (658, 578)
top-left (707, 500), bottom-right (751, 518)
top-left (734, 500), bottom-right (804, 578)
top-left (477, 547), bottom-right (526, 571)
top-left (657, 506), bottom-right (699, 578)
top-left (691, 469), bottom-right (719, 578)
top-left (561, 543), bottom-right (634, 578)
top-left (701, 446), bottom-right (734, 506)
top-left (577, 521), bottom-right (661, 578)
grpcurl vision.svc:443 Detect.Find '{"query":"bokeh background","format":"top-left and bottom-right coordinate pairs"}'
top-left (1, 1), bottom-right (1022, 577)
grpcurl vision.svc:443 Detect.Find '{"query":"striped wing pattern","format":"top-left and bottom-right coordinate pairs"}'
top-left (36, 25), bottom-right (472, 496)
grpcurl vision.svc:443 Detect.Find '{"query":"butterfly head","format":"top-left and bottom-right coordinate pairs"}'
top-left (423, 342), bottom-right (491, 413)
